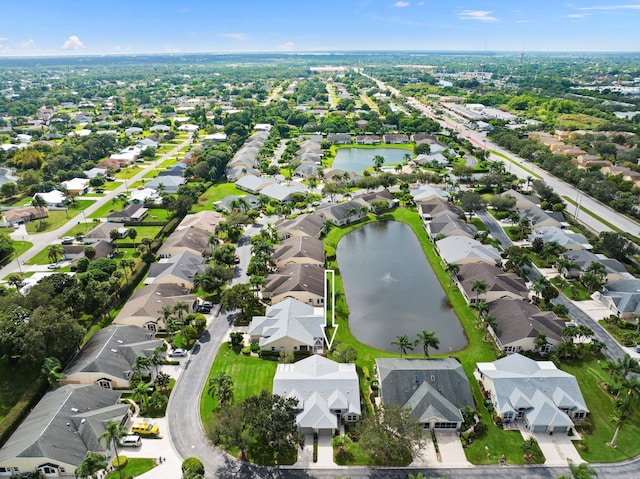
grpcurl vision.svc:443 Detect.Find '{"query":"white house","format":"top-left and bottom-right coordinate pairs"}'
top-left (33, 190), bottom-right (66, 207)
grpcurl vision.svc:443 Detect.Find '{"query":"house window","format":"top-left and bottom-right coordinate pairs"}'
top-left (575, 412), bottom-right (585, 419)
top-left (504, 346), bottom-right (517, 354)
top-left (434, 422), bottom-right (458, 430)
top-left (293, 346), bottom-right (298, 351)
top-left (346, 415), bottom-right (358, 422)
top-left (37, 464), bottom-right (59, 477)
top-left (97, 378), bottom-right (112, 389)
top-left (271, 347), bottom-right (275, 352)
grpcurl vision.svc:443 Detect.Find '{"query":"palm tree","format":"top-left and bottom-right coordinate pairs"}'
top-left (604, 359), bottom-right (622, 385)
top-left (415, 330), bottom-right (440, 358)
top-left (42, 357), bottom-right (65, 388)
top-left (483, 314), bottom-right (497, 341)
top-left (207, 372), bottom-right (234, 408)
top-left (556, 258), bottom-right (579, 278)
top-left (372, 154), bottom-right (385, 171)
top-left (31, 194), bottom-right (48, 228)
top-left (133, 356), bottom-right (151, 378)
top-left (75, 452), bottom-right (107, 479)
top-left (391, 334), bottom-right (414, 357)
top-left (471, 279), bottom-right (488, 305)
top-left (517, 216), bottom-right (531, 239)
top-left (127, 228), bottom-right (138, 247)
top-left (534, 332), bottom-right (548, 353)
top-left (47, 244), bottom-right (64, 264)
top-left (174, 301), bottom-right (189, 322)
top-left (445, 263), bottom-right (460, 285)
top-left (475, 301), bottom-right (489, 322)
top-left (99, 420), bottom-right (127, 479)
top-left (610, 397), bottom-right (632, 448)
top-left (149, 346), bottom-right (164, 376)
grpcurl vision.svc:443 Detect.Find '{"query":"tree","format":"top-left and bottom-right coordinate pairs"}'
top-left (355, 402), bottom-right (426, 464)
top-left (193, 264), bottom-right (233, 295)
top-left (458, 191), bottom-right (486, 219)
top-left (6, 272), bottom-right (24, 289)
top-left (0, 182), bottom-right (18, 199)
top-left (127, 228), bottom-right (138, 247)
top-left (372, 154), bottom-right (385, 171)
top-left (174, 301), bottom-right (189, 322)
top-left (483, 314), bottom-right (497, 341)
top-left (221, 283), bottom-right (259, 316)
top-left (109, 229), bottom-right (121, 252)
top-left (31, 194), bottom-right (48, 228)
top-left (557, 459), bottom-right (598, 479)
top-left (182, 457), bottom-right (205, 479)
top-left (599, 231), bottom-right (638, 262)
top-left (517, 216), bottom-right (531, 239)
top-left (83, 246), bottom-right (96, 261)
top-left (207, 372), bottom-right (234, 408)
top-left (42, 356), bottom-right (66, 388)
top-left (557, 258), bottom-right (579, 278)
top-left (99, 420), bottom-right (127, 479)
top-left (154, 371), bottom-right (171, 391)
top-left (133, 355), bottom-right (151, 378)
top-left (471, 279), bottom-right (488, 305)
top-left (332, 342), bottom-right (358, 363)
top-left (391, 334), bottom-right (414, 357)
top-left (445, 263), bottom-right (460, 285)
top-left (75, 452), bottom-right (107, 479)
top-left (535, 332), bottom-right (548, 353)
top-left (610, 396), bottom-right (632, 448)
top-left (415, 330), bottom-right (440, 358)
top-left (47, 244), bottom-right (64, 264)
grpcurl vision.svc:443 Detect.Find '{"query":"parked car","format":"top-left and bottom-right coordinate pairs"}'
top-left (234, 255), bottom-right (240, 264)
top-left (168, 348), bottom-right (187, 357)
top-left (120, 435), bottom-right (142, 447)
top-left (131, 422), bottom-right (159, 436)
top-left (47, 263), bottom-right (61, 270)
top-left (61, 236), bottom-right (74, 244)
top-left (195, 301), bottom-right (212, 313)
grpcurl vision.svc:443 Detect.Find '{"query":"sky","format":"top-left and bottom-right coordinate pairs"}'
top-left (1, 1), bottom-right (640, 56)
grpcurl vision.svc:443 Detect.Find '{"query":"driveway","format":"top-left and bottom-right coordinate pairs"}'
top-left (411, 431), bottom-right (471, 468)
top-left (518, 423), bottom-right (583, 467)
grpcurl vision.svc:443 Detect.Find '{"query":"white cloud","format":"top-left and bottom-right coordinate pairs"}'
top-left (566, 13), bottom-right (591, 18)
top-left (278, 41), bottom-right (294, 50)
top-left (0, 37), bottom-right (8, 42)
top-left (579, 4), bottom-right (640, 10)
top-left (219, 33), bottom-right (247, 41)
top-left (62, 35), bottom-right (84, 50)
top-left (20, 39), bottom-right (35, 49)
top-left (394, 1), bottom-right (410, 7)
top-left (458, 10), bottom-right (499, 22)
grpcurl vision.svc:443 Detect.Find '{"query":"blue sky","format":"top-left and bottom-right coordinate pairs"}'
top-left (1, 1), bottom-right (639, 56)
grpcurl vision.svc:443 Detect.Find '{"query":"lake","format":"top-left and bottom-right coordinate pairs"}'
top-left (332, 148), bottom-right (410, 174)
top-left (0, 168), bottom-right (16, 186)
top-left (336, 221), bottom-right (467, 353)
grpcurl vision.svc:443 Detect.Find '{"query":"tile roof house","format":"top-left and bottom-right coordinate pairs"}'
top-left (529, 226), bottom-right (592, 251)
top-left (375, 358), bottom-right (475, 430)
top-left (263, 263), bottom-right (325, 306)
top-left (61, 325), bottom-right (163, 389)
top-left (4, 206), bottom-right (48, 224)
top-left (273, 355), bottom-right (361, 434)
top-left (455, 263), bottom-right (528, 305)
top-left (248, 298), bottom-right (325, 354)
top-left (273, 236), bottom-right (325, 269)
top-left (0, 385), bottom-right (129, 478)
top-left (593, 278), bottom-right (640, 319)
top-left (145, 250), bottom-right (207, 290)
top-left (113, 283), bottom-right (196, 331)
top-left (157, 226), bottom-right (210, 258)
top-left (487, 299), bottom-right (565, 354)
top-left (476, 354), bottom-right (588, 433)
top-left (435, 236), bottom-right (502, 266)
top-left (276, 214), bottom-right (326, 240)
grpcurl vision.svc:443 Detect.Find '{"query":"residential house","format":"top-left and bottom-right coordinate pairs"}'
top-left (84, 223), bottom-right (128, 243)
top-left (593, 278), bottom-right (640, 319)
top-left (327, 133), bottom-right (352, 145)
top-left (157, 226), bottom-right (210, 258)
top-left (411, 133), bottom-right (437, 144)
top-left (261, 182), bottom-right (308, 203)
top-left (4, 206), bottom-right (48, 225)
top-left (145, 176), bottom-right (186, 194)
top-left (417, 197), bottom-right (464, 221)
top-left (273, 355), bottom-right (360, 435)
top-left (559, 250), bottom-right (633, 283)
top-left (435, 236), bottom-right (502, 266)
top-left (83, 167), bottom-right (107, 179)
top-left (106, 204), bottom-right (148, 223)
top-left (520, 204), bottom-right (568, 230)
top-left (0, 385), bottom-right (129, 478)
top-left (235, 174), bottom-right (276, 194)
top-left (263, 263), bottom-right (325, 306)
top-left (427, 211), bottom-right (477, 239)
top-left (529, 226), bottom-right (592, 251)
top-left (33, 190), bottom-right (66, 207)
top-left (410, 184), bottom-right (450, 202)
top-left (273, 236), bottom-right (325, 269)
top-left (114, 283), bottom-right (196, 331)
top-left (150, 124), bottom-right (171, 133)
top-left (276, 214), bottom-right (326, 240)
top-left (500, 189), bottom-right (539, 210)
top-left (455, 263), bottom-right (528, 305)
top-left (248, 298), bottom-right (325, 354)
top-left (487, 299), bottom-right (565, 354)
top-left (128, 188), bottom-right (159, 205)
top-left (124, 127), bottom-right (143, 136)
top-left (382, 133), bottom-right (409, 144)
top-left (375, 358), bottom-right (475, 430)
top-left (356, 190), bottom-right (400, 210)
top-left (177, 210), bottom-right (223, 232)
top-left (355, 135), bottom-right (380, 145)
top-left (61, 178), bottom-right (89, 196)
top-left (158, 165), bottom-right (187, 177)
top-left (476, 354), bottom-right (589, 433)
top-left (63, 240), bottom-right (114, 262)
top-left (145, 250), bottom-right (207, 290)
top-left (315, 200), bottom-right (368, 226)
top-left (294, 162), bottom-right (321, 178)
top-left (216, 195), bottom-right (259, 213)
top-left (61, 324), bottom-right (163, 389)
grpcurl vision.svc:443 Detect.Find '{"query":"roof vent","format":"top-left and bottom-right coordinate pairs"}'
top-left (431, 375), bottom-right (436, 382)
top-left (111, 349), bottom-right (118, 353)
top-left (71, 407), bottom-right (79, 413)
top-left (117, 340), bottom-right (123, 344)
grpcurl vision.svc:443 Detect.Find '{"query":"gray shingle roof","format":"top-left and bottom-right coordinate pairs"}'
top-left (264, 263), bottom-right (325, 299)
top-left (436, 236), bottom-right (502, 265)
top-left (276, 214), bottom-right (325, 239)
top-left (488, 299), bottom-right (564, 346)
top-left (457, 263), bottom-right (528, 300)
top-left (147, 250), bottom-right (207, 284)
top-left (273, 236), bottom-right (325, 266)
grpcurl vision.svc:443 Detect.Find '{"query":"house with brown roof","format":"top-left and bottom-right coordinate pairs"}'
top-left (276, 214), bottom-right (326, 240)
top-left (273, 236), bottom-right (325, 269)
top-left (263, 263), bottom-right (325, 306)
top-left (427, 211), bottom-right (477, 240)
top-left (177, 210), bottom-right (223, 232)
top-left (455, 263), bottom-right (529, 305)
top-left (4, 206), bottom-right (48, 225)
top-left (382, 133), bottom-right (409, 144)
top-left (417, 196), bottom-right (464, 221)
top-left (157, 226), bottom-right (210, 258)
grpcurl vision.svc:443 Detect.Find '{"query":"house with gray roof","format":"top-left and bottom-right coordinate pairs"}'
top-left (145, 175), bottom-right (186, 193)
top-left (248, 298), bottom-right (325, 354)
top-left (216, 195), bottom-right (259, 212)
top-left (327, 133), bottom-right (352, 145)
top-left (520, 204), bottom-right (568, 230)
top-left (62, 325), bottom-right (163, 389)
top-left (529, 226), bottom-right (592, 251)
top-left (435, 236), bottom-right (502, 266)
top-left (410, 184), bottom-right (449, 202)
top-left (418, 197), bottom-right (464, 221)
top-left (276, 214), bottom-right (326, 240)
top-left (487, 299), bottom-right (565, 354)
top-left (273, 236), bottom-right (325, 269)
top-left (456, 263), bottom-right (528, 305)
top-left (0, 385), bottom-right (129, 477)
top-left (560, 250), bottom-right (632, 283)
top-left (263, 263), bottom-right (325, 306)
top-left (593, 278), bottom-right (640, 319)
top-left (294, 162), bottom-right (321, 178)
top-left (261, 182), bottom-right (307, 202)
top-left (476, 354), bottom-right (588, 433)
top-left (414, 152), bottom-right (449, 167)
top-left (500, 189), bottom-right (539, 210)
top-left (427, 211), bottom-right (477, 239)
top-left (273, 355), bottom-right (360, 435)
top-left (145, 250), bottom-right (207, 290)
top-left (315, 199), bottom-right (368, 226)
top-left (375, 358), bottom-right (474, 430)
top-left (114, 283), bottom-right (196, 331)
top-left (106, 204), bottom-right (148, 223)
top-left (235, 174), bottom-right (276, 194)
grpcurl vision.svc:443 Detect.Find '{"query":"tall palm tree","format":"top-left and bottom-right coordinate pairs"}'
top-left (31, 194), bottom-right (48, 228)
top-left (47, 244), bottom-right (64, 264)
top-left (99, 420), bottom-right (127, 479)
top-left (149, 346), bottom-right (164, 376)
top-left (556, 258), bottom-right (579, 278)
top-left (445, 263), bottom-right (460, 285)
top-left (174, 301), bottom-right (189, 322)
top-left (42, 357), bottom-right (65, 388)
top-left (610, 397), bottom-right (632, 448)
top-left (471, 279), bottom-right (488, 305)
top-left (391, 334), bottom-right (414, 357)
top-left (483, 315), bottom-right (497, 341)
top-left (127, 228), bottom-right (138, 247)
top-left (415, 330), bottom-right (440, 358)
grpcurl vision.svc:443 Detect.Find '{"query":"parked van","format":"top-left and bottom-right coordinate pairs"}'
top-left (131, 422), bottom-right (159, 436)
top-left (120, 435), bottom-right (142, 447)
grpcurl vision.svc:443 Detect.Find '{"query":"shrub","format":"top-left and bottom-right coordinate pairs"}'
top-left (250, 343), bottom-right (260, 352)
top-left (181, 457), bottom-right (204, 476)
top-left (112, 455), bottom-right (128, 469)
top-left (241, 346), bottom-right (251, 355)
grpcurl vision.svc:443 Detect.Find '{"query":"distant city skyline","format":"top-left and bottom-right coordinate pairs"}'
top-left (2, 1), bottom-right (640, 57)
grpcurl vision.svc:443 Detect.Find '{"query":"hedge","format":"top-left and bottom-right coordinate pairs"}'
top-left (0, 377), bottom-right (47, 447)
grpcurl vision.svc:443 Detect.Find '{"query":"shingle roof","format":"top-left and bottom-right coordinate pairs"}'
top-left (147, 250), bottom-right (207, 284)
top-left (457, 263), bottom-right (528, 300)
top-left (114, 283), bottom-right (195, 327)
top-left (276, 214), bottom-right (325, 239)
top-left (488, 299), bottom-right (564, 346)
top-left (273, 236), bottom-right (325, 266)
top-left (157, 227), bottom-right (210, 256)
top-left (562, 250), bottom-right (629, 276)
top-left (264, 263), bottom-right (325, 300)
top-left (436, 236), bottom-right (502, 265)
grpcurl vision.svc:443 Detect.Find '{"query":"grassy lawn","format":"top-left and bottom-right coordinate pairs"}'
top-left (143, 170), bottom-right (161, 179)
top-left (25, 210), bottom-right (84, 234)
top-left (25, 246), bottom-right (56, 265)
top-left (102, 181), bottom-right (122, 191)
top-left (125, 225), bottom-right (163, 239)
top-left (14, 197), bottom-right (33, 206)
top-left (143, 208), bottom-right (172, 222)
top-left (324, 208), bottom-right (526, 465)
top-left (115, 167), bottom-right (144, 180)
top-left (104, 458), bottom-right (156, 479)
top-left (89, 200), bottom-right (126, 219)
top-left (12, 240), bottom-right (32, 257)
top-left (61, 222), bottom-right (96, 238)
top-left (562, 357), bottom-right (640, 462)
top-left (0, 361), bottom-right (41, 421)
top-left (200, 343), bottom-right (277, 438)
top-left (191, 182), bottom-right (246, 213)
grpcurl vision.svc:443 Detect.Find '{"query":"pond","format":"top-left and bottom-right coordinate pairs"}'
top-left (332, 147), bottom-right (410, 174)
top-left (336, 221), bottom-right (467, 353)
top-left (0, 167), bottom-right (17, 186)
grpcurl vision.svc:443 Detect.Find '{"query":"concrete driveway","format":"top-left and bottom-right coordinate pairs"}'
top-left (411, 431), bottom-right (471, 468)
top-left (519, 423), bottom-right (583, 466)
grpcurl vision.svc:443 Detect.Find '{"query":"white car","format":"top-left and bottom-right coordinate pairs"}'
top-left (169, 348), bottom-right (187, 357)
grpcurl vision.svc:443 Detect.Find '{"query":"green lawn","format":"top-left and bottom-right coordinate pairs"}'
top-left (13, 197), bottom-right (32, 206)
top-left (89, 199), bottom-right (126, 219)
top-left (12, 240), bottom-right (32, 257)
top-left (115, 167), bottom-right (144, 180)
top-left (102, 181), bottom-right (122, 191)
top-left (191, 182), bottom-right (246, 213)
top-left (25, 210), bottom-right (78, 234)
top-left (200, 343), bottom-right (277, 438)
top-left (25, 247), bottom-right (57, 265)
top-left (0, 361), bottom-right (41, 421)
top-left (105, 458), bottom-right (156, 479)
top-left (143, 208), bottom-right (172, 222)
top-left (61, 222), bottom-right (96, 238)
